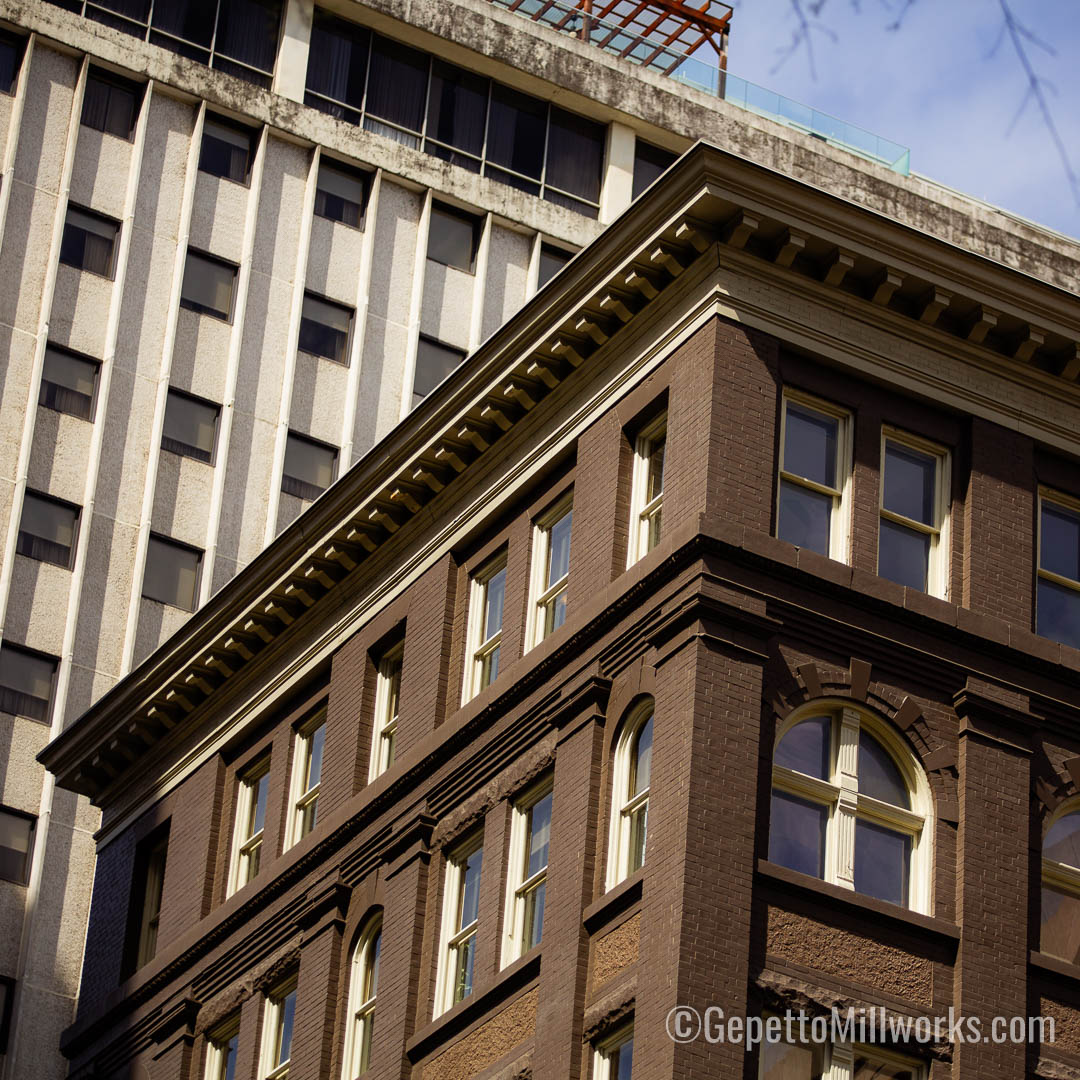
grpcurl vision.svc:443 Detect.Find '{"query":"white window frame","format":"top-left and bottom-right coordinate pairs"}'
top-left (501, 779), bottom-right (553, 967)
top-left (525, 493), bottom-right (573, 651)
top-left (593, 1023), bottom-right (634, 1080)
top-left (758, 1036), bottom-right (925, 1080)
top-left (134, 830), bottom-right (168, 969)
top-left (770, 703), bottom-right (933, 915)
top-left (878, 428), bottom-right (950, 598)
top-left (627, 412), bottom-right (666, 567)
top-left (204, 1016), bottom-right (240, 1080)
top-left (462, 553), bottom-right (507, 704)
top-left (227, 757), bottom-right (270, 898)
top-left (368, 645), bottom-right (403, 782)
top-left (1037, 487), bottom-right (1080, 638)
top-left (605, 702), bottom-right (653, 891)
top-left (258, 976), bottom-right (298, 1080)
top-left (283, 709), bottom-right (326, 851)
top-left (341, 915), bottom-right (382, 1080)
top-left (433, 834), bottom-right (483, 1017)
top-left (776, 390), bottom-right (853, 564)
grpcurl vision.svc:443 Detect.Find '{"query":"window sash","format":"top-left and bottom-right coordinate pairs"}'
top-left (370, 650), bottom-right (402, 781)
top-left (628, 417), bottom-right (666, 567)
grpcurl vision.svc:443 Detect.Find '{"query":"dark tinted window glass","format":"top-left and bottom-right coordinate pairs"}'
top-left (123, 823), bottom-right (169, 976)
top-left (857, 730), bottom-right (909, 809)
top-left (305, 11), bottom-right (369, 120)
top-left (0, 810), bottom-right (34, 885)
top-left (775, 716), bottom-right (830, 779)
top-left (364, 36), bottom-right (427, 147)
top-left (298, 294), bottom-right (353, 363)
top-left (769, 790), bottom-right (826, 878)
top-left (1042, 502), bottom-right (1080, 582)
top-left (783, 404), bottom-right (837, 488)
top-left (0, 644), bottom-right (57, 724)
top-left (413, 337), bottom-right (465, 405)
top-left (883, 442), bottom-right (935, 525)
top-left (200, 116), bottom-right (253, 183)
top-left (82, 70), bottom-right (140, 139)
top-left (777, 479), bottom-right (832, 556)
top-left (854, 819), bottom-right (910, 906)
top-left (427, 204), bottom-right (479, 272)
top-left (426, 60), bottom-right (487, 169)
top-left (314, 161), bottom-right (369, 228)
top-left (60, 207), bottom-right (119, 278)
top-left (150, 0), bottom-right (215, 56)
top-left (162, 390), bottom-right (218, 462)
top-left (0, 31), bottom-right (27, 95)
top-left (544, 106), bottom-right (604, 214)
top-left (143, 535), bottom-right (201, 610)
top-left (282, 433), bottom-right (337, 501)
top-left (17, 492), bottom-right (79, 568)
top-left (214, 0), bottom-right (282, 84)
top-left (40, 346), bottom-right (99, 420)
top-left (1038, 578), bottom-right (1080, 651)
top-left (180, 250), bottom-right (237, 320)
top-left (85, 0), bottom-right (150, 35)
top-left (632, 139), bottom-right (676, 200)
top-left (537, 244), bottom-right (571, 287)
top-left (485, 85), bottom-right (545, 191)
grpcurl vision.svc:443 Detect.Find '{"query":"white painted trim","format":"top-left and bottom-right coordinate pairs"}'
top-left (367, 643), bottom-right (402, 783)
top-left (461, 551), bottom-right (507, 705)
top-left (398, 189), bottom-right (433, 423)
top-left (258, 976), bottom-right (297, 1080)
top-left (605, 700), bottom-right (653, 891)
top-left (341, 914), bottom-right (381, 1080)
top-left (433, 834), bottom-right (482, 1018)
top-left (500, 778), bottom-right (552, 967)
top-left (283, 708), bottom-right (324, 851)
top-left (227, 756), bottom-right (269, 898)
top-left (524, 491), bottom-right (573, 652)
top-left (626, 411), bottom-right (666, 568)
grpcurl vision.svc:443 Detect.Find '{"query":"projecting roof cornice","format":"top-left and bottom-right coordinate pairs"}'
top-left (39, 141), bottom-right (1080, 802)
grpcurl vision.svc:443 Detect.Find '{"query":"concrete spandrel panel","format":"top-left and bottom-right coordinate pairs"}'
top-left (6, 977), bottom-right (78, 1080)
top-left (210, 552), bottom-right (240, 598)
top-left (65, 271), bottom-right (117, 360)
top-left (72, 513), bottom-right (138, 679)
top-left (368, 180), bottom-right (421, 327)
top-left (236, 271), bottom-right (290, 424)
top-left (151, 450), bottom-right (214, 548)
top-left (135, 95), bottom-right (194, 239)
top-left (252, 137), bottom-right (309, 277)
top-left (7, 557), bottom-right (71, 657)
top-left (276, 489), bottom-right (305, 537)
top-left (117, 223), bottom-right (176, 378)
top-left (132, 595), bottom-right (190, 667)
top-left (0, 879), bottom-right (28, 975)
top-left (0, 179), bottom-right (59, 333)
top-left (189, 170), bottom-right (249, 264)
top-left (356, 313), bottom-right (407, 451)
top-left (171, 308), bottom-right (232, 404)
top-left (70, 125), bottom-right (132, 221)
top-left (289, 350), bottom-right (348, 445)
top-left (94, 364), bottom-right (156, 526)
top-left (420, 259), bottom-right (473, 349)
top-left (215, 410), bottom-right (275, 569)
top-left (306, 214), bottom-right (364, 304)
top-left (13, 46), bottom-right (78, 194)
top-left (0, 325), bottom-right (36, 471)
top-left (482, 225), bottom-right (531, 341)
top-left (27, 407), bottom-right (92, 505)
top-left (0, 714), bottom-right (50, 813)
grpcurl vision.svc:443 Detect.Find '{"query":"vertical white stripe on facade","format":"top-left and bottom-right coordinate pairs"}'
top-left (398, 188), bottom-right (433, 424)
top-left (0, 34), bottom-right (34, 262)
top-left (469, 211), bottom-right (493, 353)
top-left (525, 231), bottom-right (542, 300)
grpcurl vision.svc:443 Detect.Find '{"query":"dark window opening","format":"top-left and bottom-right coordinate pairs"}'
top-left (82, 68), bottom-right (143, 140)
top-left (180, 250), bottom-right (237, 321)
top-left (363, 36), bottom-right (429, 148)
top-left (427, 203), bottom-right (480, 273)
top-left (162, 389), bottom-right (219, 463)
top-left (314, 160), bottom-right (370, 228)
top-left (298, 293), bottom-right (353, 364)
top-left (199, 115), bottom-right (255, 183)
top-left (60, 206), bottom-right (120, 278)
top-left (16, 491), bottom-right (80, 568)
top-left (0, 809), bottom-right (35, 886)
top-left (282, 432), bottom-right (337, 501)
top-left (0, 30), bottom-right (27, 96)
top-left (538, 243), bottom-right (572, 288)
top-left (413, 336), bottom-right (465, 407)
top-left (0, 644), bottom-right (57, 724)
top-left (143, 535), bottom-right (202, 611)
top-left (305, 10), bottom-right (369, 122)
top-left (40, 345), bottom-right (99, 421)
top-left (632, 139), bottom-right (677, 200)
top-left (122, 822), bottom-right (170, 978)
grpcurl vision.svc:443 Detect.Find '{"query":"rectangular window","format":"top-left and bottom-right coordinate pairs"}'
top-left (298, 293), bottom-right (353, 364)
top-left (282, 432), bottom-right (337, 501)
top-left (537, 243), bottom-right (572, 288)
top-left (82, 68), bottom-right (142, 140)
top-left (627, 413), bottom-right (666, 567)
top-left (364, 35), bottom-right (428, 148)
top-left (485, 83), bottom-right (545, 195)
top-left (39, 344), bottom-right (100, 421)
top-left (0, 30), bottom-right (26, 95)
top-left (776, 392), bottom-right (852, 562)
top-left (60, 206), bottom-right (120, 278)
top-left (0, 977), bottom-right (14, 1055)
top-left (199, 115), bottom-right (255, 184)
top-left (527, 495), bottom-right (572, 649)
top-left (143, 534), bottom-right (202, 611)
top-left (543, 106), bottom-right (605, 218)
top-left (123, 822), bottom-right (169, 977)
top-left (632, 139), bottom-right (677, 200)
top-left (595, 1027), bottom-right (634, 1080)
top-left (502, 784), bottom-right (551, 964)
top-left (0, 643), bottom-right (57, 724)
top-left (180, 250), bottom-right (238, 321)
top-left (208, 0), bottom-right (283, 88)
top-left (878, 432), bottom-right (949, 596)
top-left (17, 491), bottom-right (80, 568)
top-left (424, 59), bottom-right (488, 171)
top-left (259, 978), bottom-right (297, 1079)
top-left (435, 838), bottom-right (482, 1015)
top-left (0, 807), bottom-right (35, 885)
top-left (369, 645), bottom-right (402, 781)
top-left (1038, 492), bottom-right (1080, 651)
top-left (285, 709), bottom-right (325, 849)
top-left (205, 1017), bottom-right (240, 1080)
top-left (427, 203), bottom-right (480, 273)
top-left (304, 10), bottom-right (369, 123)
top-left (412, 336), bottom-right (465, 407)
top-left (464, 555), bottom-right (507, 702)
top-left (162, 388), bottom-right (219, 463)
top-left (229, 757), bottom-right (270, 895)
top-left (314, 160), bottom-right (370, 228)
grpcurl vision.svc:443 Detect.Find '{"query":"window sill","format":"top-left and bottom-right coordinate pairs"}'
top-left (757, 860), bottom-right (959, 943)
top-left (1030, 949), bottom-right (1080, 982)
top-left (583, 870), bottom-right (643, 935)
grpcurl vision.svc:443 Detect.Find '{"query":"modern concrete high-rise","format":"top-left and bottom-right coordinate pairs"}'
top-left (1, 0), bottom-right (1078, 1077)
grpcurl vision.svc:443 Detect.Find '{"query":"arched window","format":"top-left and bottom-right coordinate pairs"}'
top-left (342, 915), bottom-right (381, 1079)
top-left (768, 705), bottom-right (931, 913)
top-left (1041, 808), bottom-right (1080, 964)
top-left (606, 701), bottom-right (653, 889)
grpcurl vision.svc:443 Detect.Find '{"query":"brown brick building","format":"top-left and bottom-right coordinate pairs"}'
top-left (41, 145), bottom-right (1080, 1080)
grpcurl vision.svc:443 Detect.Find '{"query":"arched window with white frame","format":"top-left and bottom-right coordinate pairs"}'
top-left (768, 704), bottom-right (932, 914)
top-left (1041, 806), bottom-right (1080, 965)
top-left (341, 914), bottom-right (382, 1080)
top-left (606, 700), bottom-right (653, 890)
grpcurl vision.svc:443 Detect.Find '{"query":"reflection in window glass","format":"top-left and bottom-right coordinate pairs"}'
top-left (364, 36), bottom-right (428, 147)
top-left (538, 244), bottom-right (571, 288)
top-left (180, 250), bottom-right (237, 321)
top-left (17, 492), bottom-right (78, 567)
top-left (1038, 499), bottom-right (1080, 650)
top-left (162, 389), bottom-right (218, 463)
top-left (774, 715), bottom-right (830, 780)
top-left (305, 10), bottom-right (369, 122)
top-left (427, 204), bottom-right (479, 272)
top-left (314, 161), bottom-right (369, 228)
top-left (199, 116), bottom-right (253, 183)
top-left (143, 535), bottom-right (201, 610)
top-left (82, 69), bottom-right (140, 139)
top-left (40, 346), bottom-right (99, 420)
top-left (298, 293), bottom-right (353, 364)
top-left (413, 337), bottom-right (465, 406)
top-left (282, 432), bottom-right (337, 501)
top-left (0, 644), bottom-right (56, 724)
top-left (632, 139), bottom-right (677, 200)
top-left (60, 207), bottom-right (119, 278)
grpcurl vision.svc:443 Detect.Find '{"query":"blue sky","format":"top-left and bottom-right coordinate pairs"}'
top-left (723, 0), bottom-right (1080, 239)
